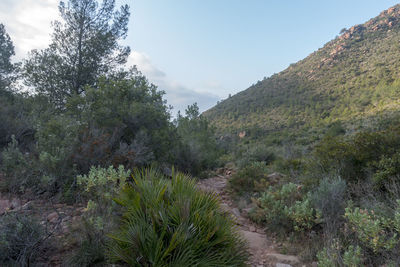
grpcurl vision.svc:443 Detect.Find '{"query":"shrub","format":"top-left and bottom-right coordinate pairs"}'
top-left (285, 195), bottom-right (318, 232)
top-left (0, 136), bottom-right (32, 193)
top-left (35, 115), bottom-right (80, 192)
top-left (317, 243), bottom-right (363, 267)
top-left (229, 161), bottom-right (270, 194)
top-left (311, 177), bottom-right (347, 235)
top-left (373, 152), bottom-right (400, 189)
top-left (257, 183), bottom-right (320, 234)
top-left (69, 165), bottom-right (132, 265)
top-left (316, 246), bottom-right (337, 267)
top-left (343, 245), bottom-right (363, 267)
top-left (77, 165), bottom-right (131, 203)
top-left (0, 94), bottom-right (34, 151)
top-left (237, 145), bottom-right (275, 168)
top-left (107, 169), bottom-right (249, 266)
top-left (174, 103), bottom-right (221, 175)
top-left (67, 219), bottom-right (107, 267)
top-left (0, 214), bottom-right (51, 266)
top-left (72, 75), bottom-right (175, 168)
top-left (344, 205), bottom-right (399, 253)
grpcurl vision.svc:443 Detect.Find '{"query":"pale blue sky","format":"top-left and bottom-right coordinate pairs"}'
top-left (1, 0), bottom-right (399, 113)
top-left (120, 0), bottom-right (399, 113)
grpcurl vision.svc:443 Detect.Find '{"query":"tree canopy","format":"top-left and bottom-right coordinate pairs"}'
top-left (0, 23), bottom-right (17, 92)
top-left (24, 0), bottom-right (130, 107)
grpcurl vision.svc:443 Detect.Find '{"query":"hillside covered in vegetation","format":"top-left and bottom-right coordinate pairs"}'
top-left (4, 1), bottom-right (400, 266)
top-left (205, 4), bottom-right (400, 144)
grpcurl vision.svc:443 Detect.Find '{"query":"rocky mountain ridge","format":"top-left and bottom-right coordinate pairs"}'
top-left (204, 4), bottom-right (400, 143)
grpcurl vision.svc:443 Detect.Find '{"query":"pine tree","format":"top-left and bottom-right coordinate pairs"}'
top-left (24, 0), bottom-right (130, 107)
top-left (0, 23), bottom-right (17, 92)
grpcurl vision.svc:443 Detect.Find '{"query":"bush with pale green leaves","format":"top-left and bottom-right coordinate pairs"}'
top-left (316, 243), bottom-right (363, 267)
top-left (345, 204), bottom-right (400, 253)
top-left (69, 165), bottom-right (131, 266)
top-left (257, 183), bottom-right (320, 234)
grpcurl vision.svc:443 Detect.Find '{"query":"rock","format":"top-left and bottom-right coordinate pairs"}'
top-left (311, 262), bottom-right (318, 267)
top-left (276, 264), bottom-right (292, 267)
top-left (256, 228), bottom-right (265, 234)
top-left (249, 226), bottom-right (256, 232)
top-left (0, 199), bottom-right (11, 214)
top-left (240, 230), bottom-right (267, 250)
top-left (241, 207), bottom-right (253, 217)
top-left (47, 211), bottom-right (59, 223)
top-left (266, 254), bottom-right (300, 266)
top-left (231, 208), bottom-right (241, 218)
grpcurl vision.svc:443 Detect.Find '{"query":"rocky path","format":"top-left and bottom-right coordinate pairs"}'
top-left (197, 175), bottom-right (302, 267)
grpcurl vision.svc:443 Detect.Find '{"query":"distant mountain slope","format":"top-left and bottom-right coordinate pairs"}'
top-left (205, 5), bottom-right (400, 141)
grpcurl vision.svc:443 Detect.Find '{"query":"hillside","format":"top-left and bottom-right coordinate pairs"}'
top-left (205, 5), bottom-right (400, 143)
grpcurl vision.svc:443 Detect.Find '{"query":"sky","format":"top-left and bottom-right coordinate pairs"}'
top-left (0, 0), bottom-right (399, 114)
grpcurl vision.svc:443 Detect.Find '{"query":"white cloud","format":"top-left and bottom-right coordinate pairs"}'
top-left (127, 51), bottom-right (220, 114)
top-left (0, 1), bottom-right (220, 113)
top-left (0, 0), bottom-right (59, 60)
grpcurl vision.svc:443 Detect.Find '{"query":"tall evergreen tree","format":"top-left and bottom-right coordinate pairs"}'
top-left (0, 23), bottom-right (17, 92)
top-left (24, 0), bottom-right (130, 107)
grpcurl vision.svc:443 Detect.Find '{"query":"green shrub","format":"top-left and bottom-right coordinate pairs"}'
top-left (257, 183), bottom-right (320, 234)
top-left (0, 136), bottom-right (32, 193)
top-left (107, 169), bottom-right (249, 266)
top-left (373, 152), bottom-right (400, 189)
top-left (0, 214), bottom-right (51, 266)
top-left (174, 103), bottom-right (221, 176)
top-left (67, 219), bottom-right (107, 267)
top-left (236, 145), bottom-right (275, 168)
top-left (317, 243), bottom-right (363, 267)
top-left (311, 177), bottom-right (347, 235)
top-left (345, 205), bottom-right (399, 253)
top-left (229, 161), bottom-right (270, 194)
top-left (71, 76), bottom-right (175, 170)
top-left (35, 115), bottom-right (80, 192)
top-left (343, 245), bottom-right (363, 267)
top-left (311, 127), bottom-right (400, 185)
top-left (316, 246), bottom-right (337, 267)
top-left (77, 165), bottom-right (131, 203)
top-left (69, 165), bottom-right (132, 266)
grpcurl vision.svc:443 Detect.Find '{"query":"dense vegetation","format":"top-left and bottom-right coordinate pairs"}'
top-left (229, 123), bottom-right (400, 265)
top-left (205, 5), bottom-right (400, 147)
top-left (0, 0), bottom-right (223, 265)
top-left (4, 0), bottom-right (400, 266)
top-left (213, 4), bottom-right (400, 265)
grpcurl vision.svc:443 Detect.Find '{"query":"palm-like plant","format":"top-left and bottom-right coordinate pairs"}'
top-left (107, 168), bottom-right (248, 266)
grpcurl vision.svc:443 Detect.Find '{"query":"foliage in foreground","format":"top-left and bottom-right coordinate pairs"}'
top-left (108, 169), bottom-right (249, 266)
top-left (256, 183), bottom-right (320, 234)
top-left (0, 214), bottom-right (52, 266)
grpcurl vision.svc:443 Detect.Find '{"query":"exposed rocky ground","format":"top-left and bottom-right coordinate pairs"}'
top-left (1, 173), bottom-right (304, 267)
top-left (197, 174), bottom-right (303, 267)
top-left (0, 192), bottom-right (85, 266)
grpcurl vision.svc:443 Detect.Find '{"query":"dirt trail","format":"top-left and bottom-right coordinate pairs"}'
top-left (197, 175), bottom-right (302, 267)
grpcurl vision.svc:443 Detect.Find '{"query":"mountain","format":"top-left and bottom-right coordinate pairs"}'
top-left (204, 5), bottom-right (400, 144)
